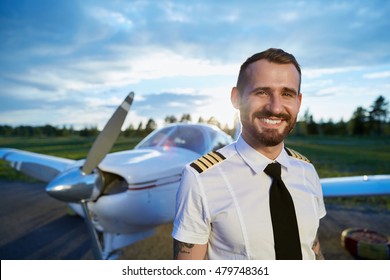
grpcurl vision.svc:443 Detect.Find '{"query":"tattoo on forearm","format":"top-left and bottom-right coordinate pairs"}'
top-left (173, 240), bottom-right (194, 259)
top-left (312, 237), bottom-right (319, 248)
top-left (312, 234), bottom-right (325, 260)
top-left (315, 249), bottom-right (325, 260)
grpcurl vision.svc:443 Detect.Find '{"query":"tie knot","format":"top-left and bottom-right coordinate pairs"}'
top-left (264, 162), bottom-right (281, 179)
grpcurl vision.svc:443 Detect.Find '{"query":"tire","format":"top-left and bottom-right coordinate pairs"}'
top-left (341, 228), bottom-right (390, 260)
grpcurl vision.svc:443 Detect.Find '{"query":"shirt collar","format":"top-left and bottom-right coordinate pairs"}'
top-left (235, 135), bottom-right (291, 175)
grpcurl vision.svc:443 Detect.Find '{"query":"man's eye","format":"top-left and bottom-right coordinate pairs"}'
top-left (283, 92), bottom-right (294, 97)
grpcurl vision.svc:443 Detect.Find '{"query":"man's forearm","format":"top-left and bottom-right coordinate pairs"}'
top-left (312, 233), bottom-right (325, 260)
top-left (173, 239), bottom-right (207, 260)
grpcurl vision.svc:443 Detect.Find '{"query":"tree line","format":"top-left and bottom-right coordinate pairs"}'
top-left (0, 95), bottom-right (388, 138)
top-left (294, 95), bottom-right (389, 136)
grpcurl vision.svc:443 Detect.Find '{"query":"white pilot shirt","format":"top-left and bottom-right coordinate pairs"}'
top-left (172, 136), bottom-right (326, 260)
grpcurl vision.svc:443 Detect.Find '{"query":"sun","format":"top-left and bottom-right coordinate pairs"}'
top-left (196, 93), bottom-right (238, 129)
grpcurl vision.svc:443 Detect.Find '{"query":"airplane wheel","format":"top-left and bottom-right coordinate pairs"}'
top-left (341, 228), bottom-right (390, 259)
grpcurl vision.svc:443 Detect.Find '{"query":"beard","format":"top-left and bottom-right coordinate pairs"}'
top-left (242, 110), bottom-right (297, 147)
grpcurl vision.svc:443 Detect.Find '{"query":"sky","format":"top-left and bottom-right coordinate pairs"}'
top-left (1, 0), bottom-right (390, 130)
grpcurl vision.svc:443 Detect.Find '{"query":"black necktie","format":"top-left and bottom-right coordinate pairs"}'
top-left (264, 162), bottom-right (302, 260)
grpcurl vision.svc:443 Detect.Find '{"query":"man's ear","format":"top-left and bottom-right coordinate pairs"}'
top-left (231, 87), bottom-right (240, 109)
top-left (297, 92), bottom-right (302, 112)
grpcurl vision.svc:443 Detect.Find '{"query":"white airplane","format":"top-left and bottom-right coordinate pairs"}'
top-left (1, 92), bottom-right (389, 259)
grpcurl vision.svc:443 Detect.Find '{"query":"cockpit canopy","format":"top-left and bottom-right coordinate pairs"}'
top-left (135, 123), bottom-right (232, 155)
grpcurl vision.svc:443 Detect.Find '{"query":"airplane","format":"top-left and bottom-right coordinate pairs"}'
top-left (1, 92), bottom-right (389, 260)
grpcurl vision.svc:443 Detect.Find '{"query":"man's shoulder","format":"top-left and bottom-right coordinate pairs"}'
top-left (284, 147), bottom-right (311, 164)
top-left (189, 150), bottom-right (227, 174)
top-left (188, 142), bottom-right (237, 174)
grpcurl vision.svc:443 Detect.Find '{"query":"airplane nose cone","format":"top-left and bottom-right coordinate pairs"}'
top-left (46, 166), bottom-right (103, 203)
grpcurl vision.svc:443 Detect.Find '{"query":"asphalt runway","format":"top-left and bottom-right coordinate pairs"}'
top-left (0, 179), bottom-right (93, 259)
top-left (1, 179), bottom-right (389, 260)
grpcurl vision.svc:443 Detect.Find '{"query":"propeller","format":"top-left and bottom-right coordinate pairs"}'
top-left (82, 92), bottom-right (135, 174)
top-left (46, 92), bottom-right (135, 259)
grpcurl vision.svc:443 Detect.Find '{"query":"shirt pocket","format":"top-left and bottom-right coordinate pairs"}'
top-left (290, 187), bottom-right (320, 241)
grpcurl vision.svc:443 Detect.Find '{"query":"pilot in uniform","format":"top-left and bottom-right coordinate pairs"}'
top-left (172, 135), bottom-right (326, 259)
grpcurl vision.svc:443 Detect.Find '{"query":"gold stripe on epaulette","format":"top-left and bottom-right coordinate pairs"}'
top-left (190, 151), bottom-right (226, 173)
top-left (285, 147), bottom-right (310, 163)
top-left (203, 153), bottom-right (218, 165)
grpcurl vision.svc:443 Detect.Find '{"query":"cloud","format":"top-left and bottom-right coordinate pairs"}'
top-left (88, 6), bottom-right (134, 30)
top-left (363, 71), bottom-right (390, 79)
top-left (0, 44), bottom-right (237, 103)
top-left (280, 12), bottom-right (299, 22)
top-left (135, 92), bottom-right (210, 110)
top-left (304, 66), bottom-right (364, 78)
top-left (162, 1), bottom-right (191, 23)
top-left (1, 0), bottom-right (390, 129)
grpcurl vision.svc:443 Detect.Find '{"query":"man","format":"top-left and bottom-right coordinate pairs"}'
top-left (172, 48), bottom-right (326, 260)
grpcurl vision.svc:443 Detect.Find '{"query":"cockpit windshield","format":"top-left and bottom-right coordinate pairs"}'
top-left (135, 127), bottom-right (174, 148)
top-left (135, 125), bottom-right (207, 155)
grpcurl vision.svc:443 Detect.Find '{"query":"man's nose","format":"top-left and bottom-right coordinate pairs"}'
top-left (267, 94), bottom-right (283, 114)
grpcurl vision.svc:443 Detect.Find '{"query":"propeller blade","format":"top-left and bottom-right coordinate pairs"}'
top-left (82, 92), bottom-right (134, 174)
top-left (81, 201), bottom-right (103, 259)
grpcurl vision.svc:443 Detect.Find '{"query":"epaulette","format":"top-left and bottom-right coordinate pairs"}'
top-left (284, 147), bottom-right (311, 163)
top-left (190, 151), bottom-right (226, 174)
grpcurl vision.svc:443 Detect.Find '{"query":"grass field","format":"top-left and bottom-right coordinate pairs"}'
top-left (1, 134), bottom-right (390, 207)
top-left (286, 135), bottom-right (390, 209)
top-left (285, 135), bottom-right (390, 177)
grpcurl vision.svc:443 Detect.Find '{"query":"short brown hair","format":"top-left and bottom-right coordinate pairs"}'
top-left (236, 48), bottom-right (301, 93)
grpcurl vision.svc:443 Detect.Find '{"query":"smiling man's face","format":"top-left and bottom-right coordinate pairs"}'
top-left (232, 59), bottom-right (302, 150)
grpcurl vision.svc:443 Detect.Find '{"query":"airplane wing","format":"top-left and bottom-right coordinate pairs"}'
top-left (321, 175), bottom-right (390, 197)
top-left (0, 148), bottom-right (76, 182)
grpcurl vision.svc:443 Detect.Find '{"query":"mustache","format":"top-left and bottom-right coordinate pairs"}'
top-left (253, 111), bottom-right (291, 121)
